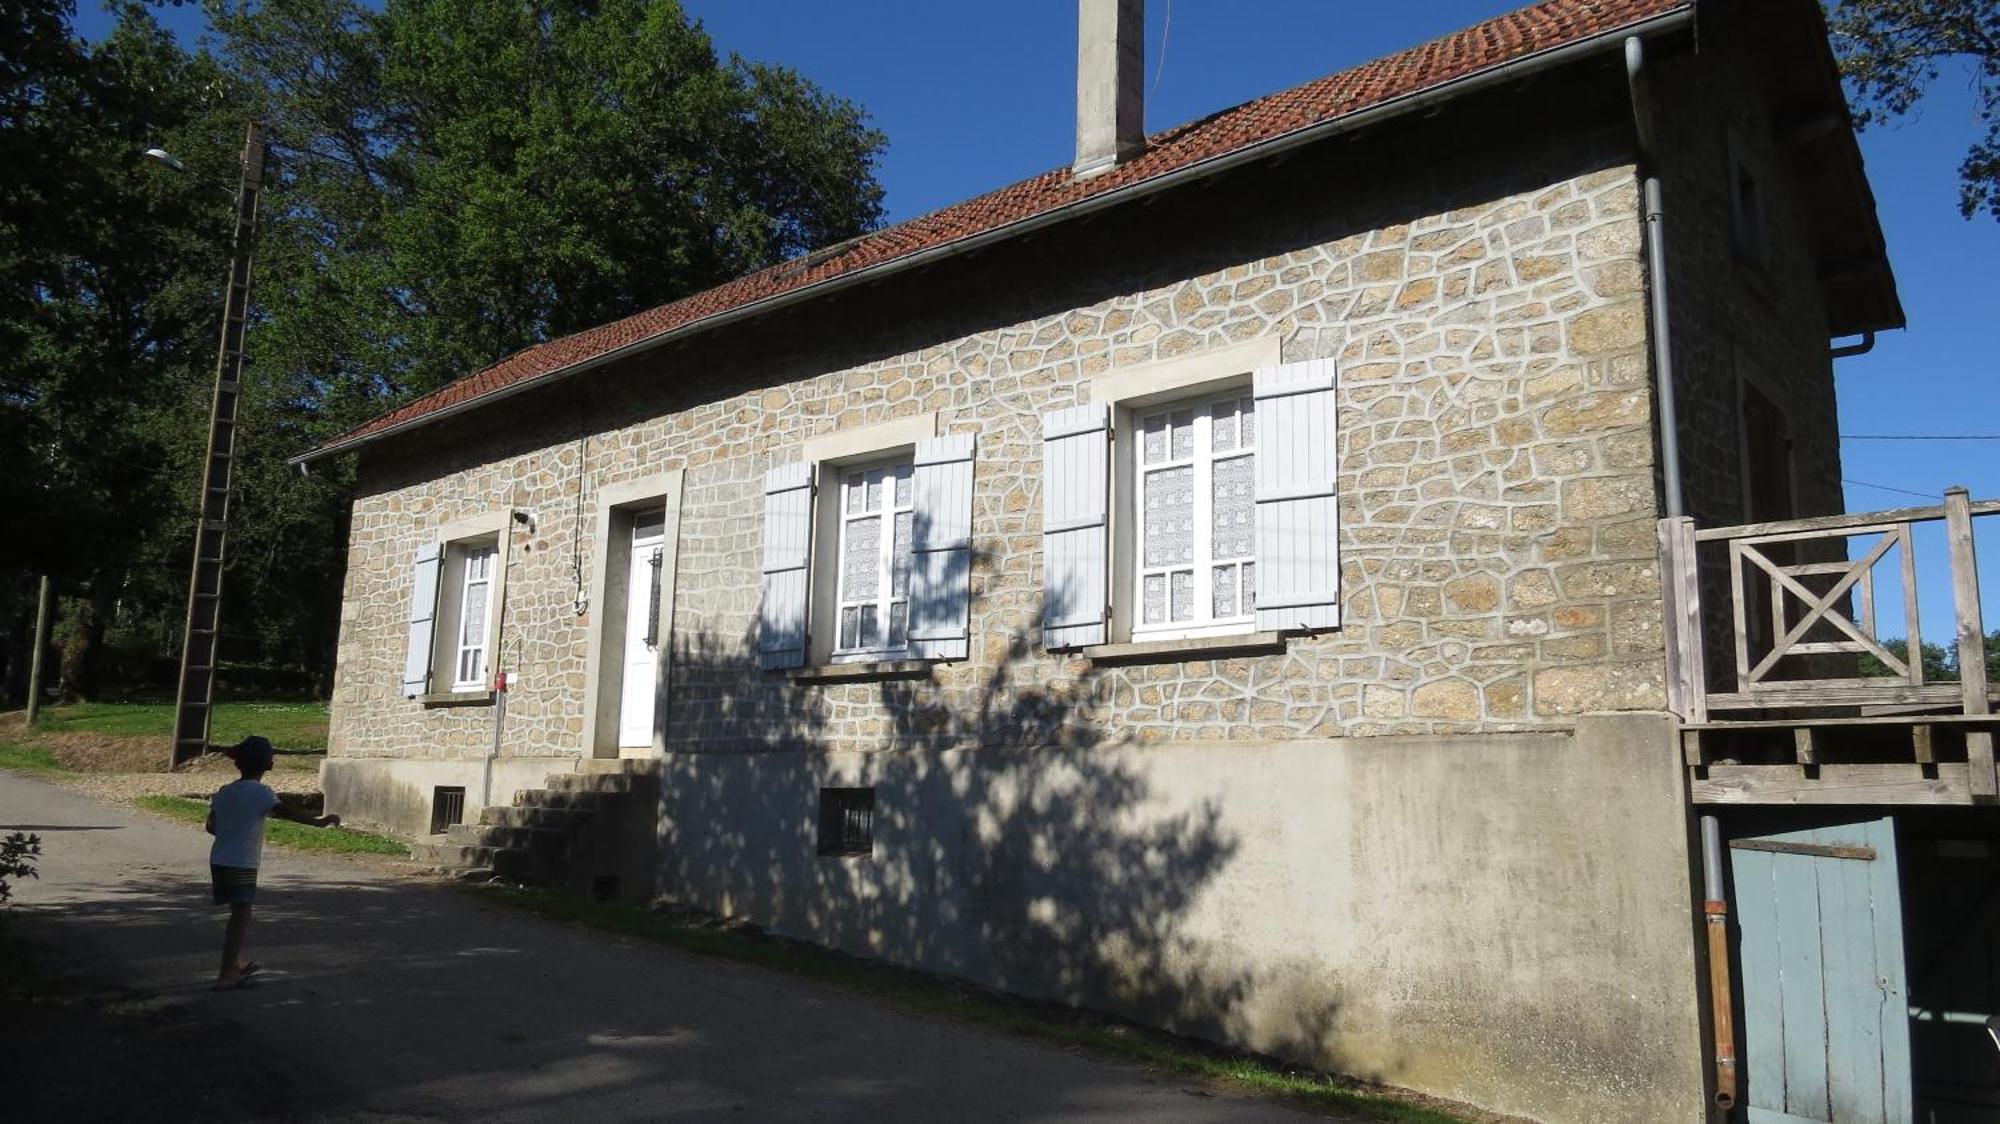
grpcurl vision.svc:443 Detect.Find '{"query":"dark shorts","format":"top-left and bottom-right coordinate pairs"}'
top-left (211, 865), bottom-right (258, 906)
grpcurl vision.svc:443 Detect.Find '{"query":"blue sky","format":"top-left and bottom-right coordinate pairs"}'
top-left (82, 1), bottom-right (2000, 640)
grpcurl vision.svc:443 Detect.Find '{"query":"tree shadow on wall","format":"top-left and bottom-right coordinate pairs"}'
top-left (656, 573), bottom-right (1370, 1076)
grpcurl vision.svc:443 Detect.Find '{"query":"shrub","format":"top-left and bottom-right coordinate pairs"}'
top-left (1, 833), bottom-right (42, 903)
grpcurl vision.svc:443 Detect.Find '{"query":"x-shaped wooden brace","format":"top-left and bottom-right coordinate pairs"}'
top-left (1737, 531), bottom-right (1906, 684)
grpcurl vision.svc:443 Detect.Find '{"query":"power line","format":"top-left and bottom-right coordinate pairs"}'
top-left (1842, 434), bottom-right (2000, 441)
top-left (1843, 477), bottom-right (1943, 500)
top-left (1149, 0), bottom-right (1173, 101)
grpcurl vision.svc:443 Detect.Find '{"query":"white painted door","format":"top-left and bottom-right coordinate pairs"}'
top-left (618, 515), bottom-right (666, 748)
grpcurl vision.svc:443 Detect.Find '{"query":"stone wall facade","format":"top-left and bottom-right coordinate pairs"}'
top-left (329, 78), bottom-right (1675, 767)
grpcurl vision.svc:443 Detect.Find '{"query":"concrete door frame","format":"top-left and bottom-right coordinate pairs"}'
top-left (581, 470), bottom-right (684, 760)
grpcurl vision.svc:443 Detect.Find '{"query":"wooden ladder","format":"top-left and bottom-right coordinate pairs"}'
top-left (171, 123), bottom-right (265, 767)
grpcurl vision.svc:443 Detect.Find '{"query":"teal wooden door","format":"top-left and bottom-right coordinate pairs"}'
top-left (1732, 818), bottom-right (1912, 1124)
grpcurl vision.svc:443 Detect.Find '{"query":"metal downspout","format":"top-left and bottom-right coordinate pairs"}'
top-left (1830, 330), bottom-right (1876, 359)
top-left (1626, 36), bottom-right (1685, 519)
top-left (1629, 34), bottom-right (1734, 1114)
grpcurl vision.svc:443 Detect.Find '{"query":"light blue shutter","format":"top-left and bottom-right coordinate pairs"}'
top-left (1041, 403), bottom-right (1110, 649)
top-left (1253, 359), bottom-right (1341, 632)
top-left (908, 433), bottom-right (975, 660)
top-left (758, 461), bottom-right (814, 669)
top-left (402, 542), bottom-right (443, 697)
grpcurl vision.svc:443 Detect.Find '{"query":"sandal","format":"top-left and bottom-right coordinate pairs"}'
top-left (210, 974), bottom-right (259, 991)
top-left (236, 961), bottom-right (263, 979)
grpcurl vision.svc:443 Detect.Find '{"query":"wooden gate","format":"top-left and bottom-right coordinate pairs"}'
top-left (1732, 818), bottom-right (1912, 1124)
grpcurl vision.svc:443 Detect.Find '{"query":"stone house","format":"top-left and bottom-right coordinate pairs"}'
top-left (295, 2), bottom-right (1944, 1121)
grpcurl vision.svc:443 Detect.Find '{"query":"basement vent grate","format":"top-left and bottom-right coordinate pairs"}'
top-left (430, 786), bottom-right (466, 835)
top-left (817, 787), bottom-right (875, 857)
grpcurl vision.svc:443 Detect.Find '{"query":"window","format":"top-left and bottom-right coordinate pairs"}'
top-left (758, 420), bottom-right (976, 672)
top-left (1729, 142), bottom-right (1768, 266)
top-left (1039, 350), bottom-right (1340, 652)
top-left (429, 786), bottom-right (466, 835)
top-left (817, 787), bottom-right (875, 856)
top-left (834, 459), bottom-right (915, 659)
top-left (1133, 392), bottom-right (1257, 639)
top-left (453, 545), bottom-right (497, 688)
top-left (401, 516), bottom-right (511, 701)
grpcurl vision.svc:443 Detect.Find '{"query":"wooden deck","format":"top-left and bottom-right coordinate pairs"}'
top-left (1662, 488), bottom-right (1999, 806)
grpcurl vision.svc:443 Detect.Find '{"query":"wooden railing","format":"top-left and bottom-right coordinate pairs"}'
top-left (1660, 487), bottom-right (1998, 799)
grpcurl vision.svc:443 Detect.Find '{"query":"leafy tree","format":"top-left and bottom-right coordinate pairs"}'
top-left (4, 0), bottom-right (886, 697)
top-left (1, 0), bottom-right (248, 695)
top-left (1827, 0), bottom-right (2000, 219)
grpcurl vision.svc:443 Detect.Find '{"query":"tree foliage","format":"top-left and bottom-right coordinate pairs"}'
top-left (1827, 0), bottom-right (2000, 219)
top-left (3, 0), bottom-right (884, 697)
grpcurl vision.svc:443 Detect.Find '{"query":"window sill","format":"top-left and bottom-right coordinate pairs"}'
top-left (1084, 631), bottom-right (1286, 666)
top-left (784, 660), bottom-right (933, 685)
top-left (419, 690), bottom-right (496, 709)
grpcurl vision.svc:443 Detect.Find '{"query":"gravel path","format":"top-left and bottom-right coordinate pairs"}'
top-left (29, 757), bottom-right (323, 803)
top-left (3, 771), bottom-right (1332, 1123)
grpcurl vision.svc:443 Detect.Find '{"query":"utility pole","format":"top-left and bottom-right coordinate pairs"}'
top-left (25, 575), bottom-right (53, 726)
top-left (171, 121), bottom-right (267, 767)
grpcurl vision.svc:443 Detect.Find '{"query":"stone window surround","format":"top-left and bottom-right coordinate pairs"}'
top-left (1085, 335), bottom-right (1290, 660)
top-left (580, 470), bottom-right (685, 759)
top-left (418, 508), bottom-right (517, 709)
top-left (799, 411), bottom-right (941, 672)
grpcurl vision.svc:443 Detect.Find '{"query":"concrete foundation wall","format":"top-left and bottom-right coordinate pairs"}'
top-left (321, 756), bottom-right (573, 838)
top-left (654, 713), bottom-right (1706, 1124)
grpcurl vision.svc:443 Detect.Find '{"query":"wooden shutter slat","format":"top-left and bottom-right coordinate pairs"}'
top-left (402, 542), bottom-right (443, 697)
top-left (1253, 360), bottom-right (1341, 632)
top-left (758, 461), bottom-right (814, 669)
top-left (908, 433), bottom-right (975, 659)
top-left (1042, 402), bottom-right (1110, 649)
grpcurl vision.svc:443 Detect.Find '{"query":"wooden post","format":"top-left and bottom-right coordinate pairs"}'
top-left (1660, 517), bottom-right (1708, 723)
top-left (24, 575), bottom-right (52, 726)
top-left (1943, 486), bottom-right (1995, 800)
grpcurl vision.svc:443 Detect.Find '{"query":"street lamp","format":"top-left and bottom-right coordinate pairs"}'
top-left (144, 122), bottom-right (268, 767)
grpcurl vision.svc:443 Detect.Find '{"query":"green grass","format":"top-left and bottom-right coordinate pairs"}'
top-left (474, 885), bottom-right (1467, 1123)
top-left (30, 700), bottom-right (329, 751)
top-left (134, 796), bottom-right (407, 857)
top-left (0, 741), bottom-right (63, 775)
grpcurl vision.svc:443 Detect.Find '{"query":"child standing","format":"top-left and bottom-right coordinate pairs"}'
top-left (205, 735), bottom-right (339, 989)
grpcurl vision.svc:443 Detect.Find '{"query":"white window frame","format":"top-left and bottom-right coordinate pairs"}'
top-left (1130, 391), bottom-right (1258, 641)
top-left (451, 544), bottom-right (497, 690)
top-left (831, 457), bottom-right (915, 662)
top-left (798, 411), bottom-right (941, 668)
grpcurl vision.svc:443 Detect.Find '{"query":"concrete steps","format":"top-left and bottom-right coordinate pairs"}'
top-left (412, 759), bottom-right (658, 892)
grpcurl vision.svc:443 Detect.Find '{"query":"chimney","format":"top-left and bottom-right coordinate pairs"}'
top-left (1073, 0), bottom-right (1144, 178)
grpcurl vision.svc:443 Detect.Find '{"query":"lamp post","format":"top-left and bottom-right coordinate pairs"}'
top-left (150, 122), bottom-right (268, 766)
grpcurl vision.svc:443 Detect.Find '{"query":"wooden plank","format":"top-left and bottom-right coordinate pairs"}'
top-left (1899, 523), bottom-right (1923, 687)
top-left (1794, 726), bottom-right (1818, 766)
top-left (1685, 713), bottom-right (2000, 732)
top-left (1912, 724), bottom-right (1935, 764)
top-left (1730, 838), bottom-right (1876, 861)
top-left (1733, 846), bottom-right (1788, 1115)
top-left (1815, 834), bottom-right (1883, 1123)
top-left (1660, 517), bottom-right (1707, 722)
top-left (1682, 728), bottom-right (1706, 767)
top-left (1773, 849), bottom-right (1831, 1120)
top-left (1708, 682), bottom-right (1973, 709)
top-left (1733, 539), bottom-right (1754, 690)
top-left (1678, 517), bottom-right (1708, 722)
top-left (1944, 487), bottom-right (1996, 800)
top-left (1865, 818), bottom-right (1914, 1124)
top-left (1693, 498), bottom-right (2000, 543)
top-left (1692, 764), bottom-right (1971, 805)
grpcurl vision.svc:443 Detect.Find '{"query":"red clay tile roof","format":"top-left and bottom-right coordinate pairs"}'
top-left (305, 0), bottom-right (1692, 460)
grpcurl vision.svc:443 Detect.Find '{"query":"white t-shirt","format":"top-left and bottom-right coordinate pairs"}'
top-left (209, 779), bottom-right (280, 869)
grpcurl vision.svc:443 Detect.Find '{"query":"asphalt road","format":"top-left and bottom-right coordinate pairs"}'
top-left (2, 771), bottom-right (1324, 1123)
